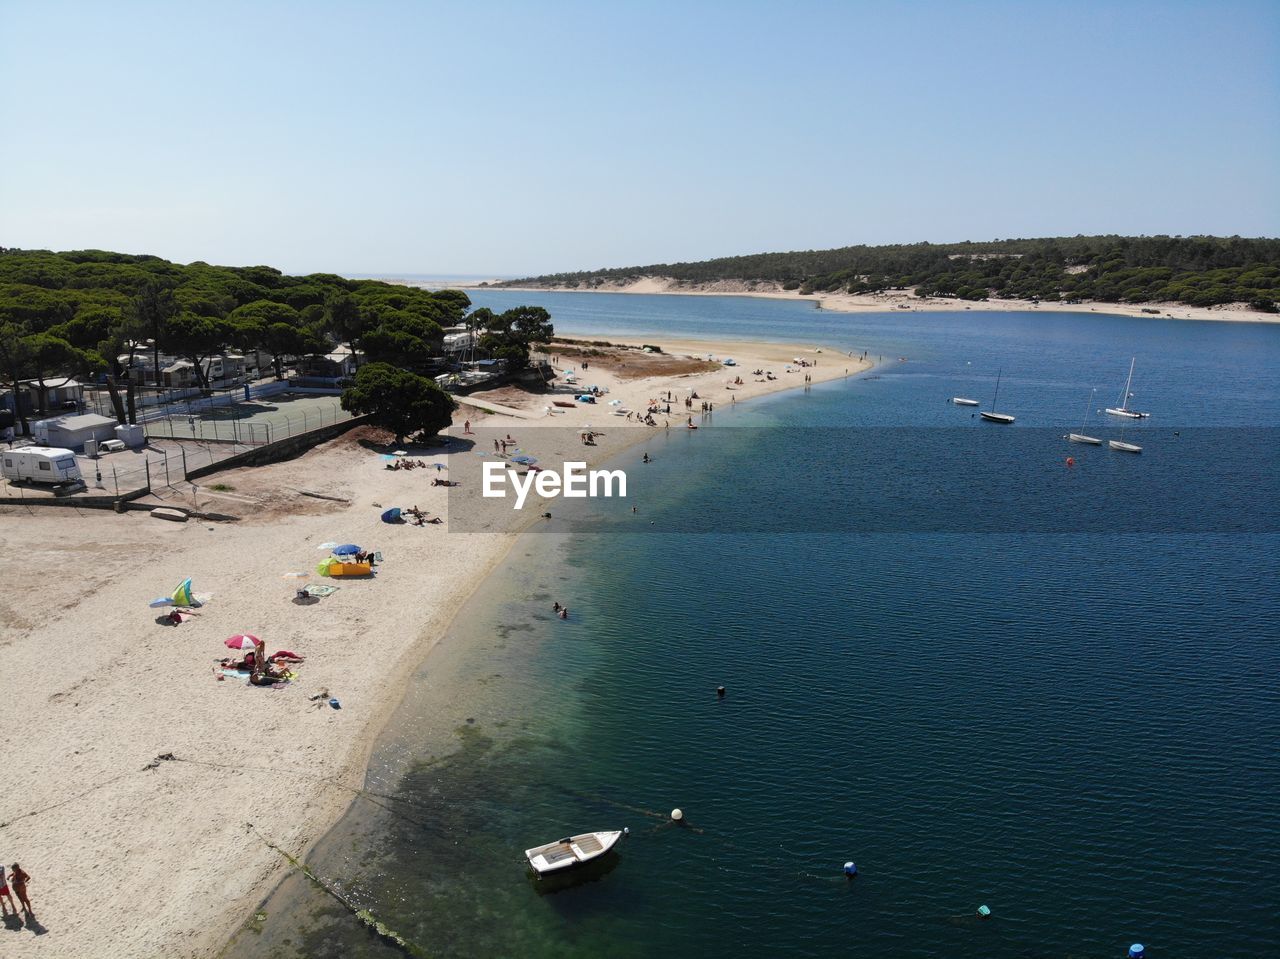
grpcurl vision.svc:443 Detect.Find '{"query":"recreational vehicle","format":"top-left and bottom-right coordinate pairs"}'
top-left (1, 447), bottom-right (83, 484)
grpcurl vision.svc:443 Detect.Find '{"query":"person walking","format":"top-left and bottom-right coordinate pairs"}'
top-left (8, 863), bottom-right (31, 915)
top-left (0, 864), bottom-right (17, 915)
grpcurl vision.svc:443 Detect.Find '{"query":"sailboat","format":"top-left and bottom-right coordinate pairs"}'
top-left (1105, 358), bottom-right (1150, 418)
top-left (1109, 429), bottom-right (1143, 453)
top-left (1068, 389), bottom-right (1102, 444)
top-left (951, 396), bottom-right (979, 406)
top-left (979, 370), bottom-right (1015, 423)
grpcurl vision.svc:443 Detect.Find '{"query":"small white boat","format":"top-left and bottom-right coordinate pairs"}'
top-left (525, 830), bottom-right (626, 876)
top-left (1068, 388), bottom-right (1102, 444)
top-left (1109, 439), bottom-right (1142, 453)
top-left (979, 370), bottom-right (1015, 424)
top-left (1105, 358), bottom-right (1150, 418)
top-left (951, 397), bottom-right (979, 406)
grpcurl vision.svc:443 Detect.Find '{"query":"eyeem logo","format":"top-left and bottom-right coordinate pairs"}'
top-left (482, 462), bottom-right (627, 509)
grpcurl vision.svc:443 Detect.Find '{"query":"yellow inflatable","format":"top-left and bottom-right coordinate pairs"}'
top-left (316, 556), bottom-right (374, 577)
top-left (329, 561), bottom-right (373, 577)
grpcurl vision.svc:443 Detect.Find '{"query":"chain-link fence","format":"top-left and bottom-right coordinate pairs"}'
top-left (4, 392), bottom-right (355, 505)
top-left (142, 394), bottom-right (352, 445)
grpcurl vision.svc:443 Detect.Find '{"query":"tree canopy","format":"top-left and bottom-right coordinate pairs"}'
top-left (339, 361), bottom-right (457, 443)
top-left (0, 247), bottom-right (476, 431)
top-left (475, 305), bottom-right (554, 371)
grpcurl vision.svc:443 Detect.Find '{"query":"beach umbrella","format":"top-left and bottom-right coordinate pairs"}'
top-left (148, 577), bottom-right (200, 608)
top-left (332, 544), bottom-right (362, 556)
top-left (381, 507), bottom-right (403, 523)
top-left (511, 455), bottom-right (537, 466)
top-left (224, 634), bottom-right (262, 651)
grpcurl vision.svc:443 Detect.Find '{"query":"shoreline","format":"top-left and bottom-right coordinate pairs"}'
top-left (1, 333), bottom-right (868, 959)
top-left (439, 277), bottom-right (1280, 325)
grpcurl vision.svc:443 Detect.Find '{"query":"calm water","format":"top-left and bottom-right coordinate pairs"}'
top-left (229, 298), bottom-right (1280, 959)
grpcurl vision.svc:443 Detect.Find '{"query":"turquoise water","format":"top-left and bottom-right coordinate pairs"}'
top-left (229, 299), bottom-right (1280, 959)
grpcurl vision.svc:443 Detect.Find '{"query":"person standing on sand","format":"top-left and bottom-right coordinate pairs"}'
top-left (0, 864), bottom-right (18, 915)
top-left (8, 863), bottom-right (31, 915)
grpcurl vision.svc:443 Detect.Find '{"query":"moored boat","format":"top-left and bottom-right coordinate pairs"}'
top-left (979, 370), bottom-right (1015, 424)
top-left (951, 397), bottom-right (979, 406)
top-left (1109, 439), bottom-right (1142, 453)
top-left (1068, 388), bottom-right (1102, 444)
top-left (525, 829), bottom-right (626, 876)
top-left (1105, 357), bottom-right (1150, 418)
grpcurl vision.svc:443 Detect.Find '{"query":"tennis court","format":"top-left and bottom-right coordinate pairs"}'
top-left (146, 392), bottom-right (353, 445)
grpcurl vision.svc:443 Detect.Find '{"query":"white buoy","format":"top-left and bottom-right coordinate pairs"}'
top-left (671, 808), bottom-right (683, 821)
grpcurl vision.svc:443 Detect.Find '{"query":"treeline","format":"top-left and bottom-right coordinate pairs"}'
top-left (0, 248), bottom-right (554, 441)
top-left (506, 235), bottom-right (1280, 310)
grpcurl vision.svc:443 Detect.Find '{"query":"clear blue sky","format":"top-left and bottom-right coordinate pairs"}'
top-left (2, 0), bottom-right (1278, 276)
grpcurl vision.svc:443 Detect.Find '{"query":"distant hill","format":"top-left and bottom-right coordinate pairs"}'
top-left (501, 235), bottom-right (1280, 311)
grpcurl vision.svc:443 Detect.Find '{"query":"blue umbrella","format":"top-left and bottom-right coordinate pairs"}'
top-left (381, 508), bottom-right (402, 523)
top-left (333, 543), bottom-right (362, 556)
top-left (510, 455), bottom-right (537, 466)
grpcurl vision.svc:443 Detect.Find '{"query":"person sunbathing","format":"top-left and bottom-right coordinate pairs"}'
top-left (250, 659), bottom-right (290, 685)
top-left (220, 651), bottom-right (257, 671)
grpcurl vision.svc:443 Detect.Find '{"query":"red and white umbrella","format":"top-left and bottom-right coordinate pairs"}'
top-left (224, 634), bottom-right (262, 651)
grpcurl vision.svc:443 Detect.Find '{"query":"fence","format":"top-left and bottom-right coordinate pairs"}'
top-left (141, 396), bottom-right (352, 447)
top-left (3, 394), bottom-right (359, 508)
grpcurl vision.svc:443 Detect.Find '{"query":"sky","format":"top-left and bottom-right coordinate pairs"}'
top-left (2, 0), bottom-right (1278, 276)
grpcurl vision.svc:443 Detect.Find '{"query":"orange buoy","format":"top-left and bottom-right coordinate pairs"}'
top-left (1066, 456), bottom-right (1075, 467)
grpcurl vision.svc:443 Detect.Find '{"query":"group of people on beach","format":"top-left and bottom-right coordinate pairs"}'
top-left (0, 862), bottom-right (33, 918)
top-left (219, 643), bottom-right (305, 687)
top-left (385, 458), bottom-right (432, 471)
top-left (493, 434), bottom-right (518, 453)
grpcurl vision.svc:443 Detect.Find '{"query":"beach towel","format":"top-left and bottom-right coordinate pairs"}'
top-left (304, 583), bottom-right (339, 597)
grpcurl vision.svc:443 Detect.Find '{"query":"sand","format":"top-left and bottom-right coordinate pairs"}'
top-left (477, 276), bottom-right (1280, 324)
top-left (0, 335), bottom-right (867, 958)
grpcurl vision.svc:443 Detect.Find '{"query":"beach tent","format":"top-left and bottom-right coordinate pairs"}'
top-left (148, 577), bottom-right (202, 608)
top-left (381, 507), bottom-right (403, 523)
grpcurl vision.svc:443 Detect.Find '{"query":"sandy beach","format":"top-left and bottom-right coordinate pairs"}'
top-left (0, 336), bottom-right (868, 958)
top-left (472, 276), bottom-right (1280, 324)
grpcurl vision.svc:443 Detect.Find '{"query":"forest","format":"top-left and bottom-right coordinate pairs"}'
top-left (505, 235), bottom-right (1280, 310)
top-left (0, 248), bottom-right (552, 439)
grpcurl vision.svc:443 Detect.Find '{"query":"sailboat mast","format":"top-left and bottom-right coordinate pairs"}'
top-left (1120, 357), bottom-right (1135, 411)
top-left (1081, 388), bottom-right (1094, 431)
top-left (991, 370), bottom-right (1001, 413)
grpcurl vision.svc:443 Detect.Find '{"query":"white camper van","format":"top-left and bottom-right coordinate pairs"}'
top-left (1, 446), bottom-right (83, 484)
